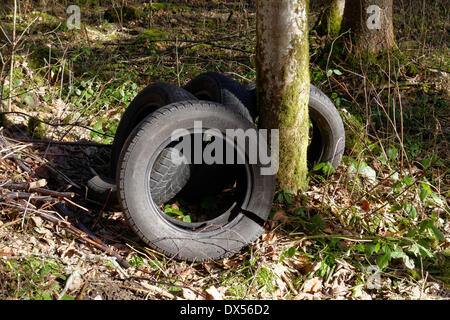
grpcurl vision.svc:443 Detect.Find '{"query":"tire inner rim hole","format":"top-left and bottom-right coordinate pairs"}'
top-left (149, 132), bottom-right (250, 226)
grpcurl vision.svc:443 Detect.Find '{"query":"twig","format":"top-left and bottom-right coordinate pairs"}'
top-left (20, 194), bottom-right (31, 229)
top-left (0, 218), bottom-right (22, 229)
top-left (1, 202), bottom-right (129, 269)
top-left (0, 182), bottom-right (74, 198)
top-left (283, 234), bottom-right (378, 246)
top-left (62, 197), bottom-right (91, 213)
top-left (139, 282), bottom-right (176, 300)
top-left (0, 191), bottom-right (56, 202)
top-left (76, 282), bottom-right (88, 300)
top-left (7, 0), bottom-right (17, 113)
top-left (53, 203), bottom-right (130, 269)
top-left (0, 135), bottom-right (31, 173)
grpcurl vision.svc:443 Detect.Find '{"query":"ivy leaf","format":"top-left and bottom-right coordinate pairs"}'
top-left (24, 95), bottom-right (34, 105)
top-left (389, 203), bottom-right (402, 213)
top-left (417, 242), bottom-right (434, 258)
top-left (286, 246), bottom-right (297, 258)
top-left (420, 183), bottom-right (431, 202)
top-left (322, 162), bottom-right (336, 176)
top-left (405, 204), bottom-right (417, 219)
top-left (92, 122), bottom-right (104, 133)
top-left (390, 248), bottom-right (406, 259)
top-left (419, 189), bottom-right (429, 202)
top-left (313, 163), bottom-right (325, 171)
top-left (280, 246), bottom-right (297, 262)
top-left (430, 192), bottom-right (444, 206)
top-left (408, 243), bottom-right (420, 257)
top-left (349, 162), bottom-right (377, 183)
top-left (419, 219), bottom-right (433, 232)
top-left (421, 157), bottom-right (431, 169)
top-left (375, 242), bottom-right (381, 253)
top-left (403, 256), bottom-right (415, 270)
top-left (359, 163), bottom-right (376, 182)
top-left (402, 176), bottom-right (413, 185)
top-left (387, 147), bottom-right (398, 160)
top-left (365, 243), bottom-right (376, 257)
top-left (376, 253), bottom-right (391, 270)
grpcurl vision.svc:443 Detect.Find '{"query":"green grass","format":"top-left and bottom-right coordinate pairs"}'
top-left (0, 256), bottom-right (72, 300)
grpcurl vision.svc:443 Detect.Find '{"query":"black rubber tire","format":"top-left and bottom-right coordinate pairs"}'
top-left (88, 151), bottom-right (191, 208)
top-left (86, 175), bottom-right (119, 208)
top-left (183, 72), bottom-right (255, 195)
top-left (184, 72), bottom-right (256, 121)
top-left (117, 100), bottom-right (275, 262)
top-left (150, 147), bottom-right (191, 206)
top-left (110, 82), bottom-right (196, 177)
top-left (88, 82), bottom-right (195, 207)
top-left (307, 84), bottom-right (346, 169)
top-left (246, 82), bottom-right (345, 169)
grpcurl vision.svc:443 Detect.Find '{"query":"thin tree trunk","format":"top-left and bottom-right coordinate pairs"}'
top-left (327, 0), bottom-right (346, 37)
top-left (342, 0), bottom-right (395, 54)
top-left (256, 0), bottom-right (310, 192)
top-left (319, 0), bottom-right (346, 37)
top-left (8, 0), bottom-right (18, 113)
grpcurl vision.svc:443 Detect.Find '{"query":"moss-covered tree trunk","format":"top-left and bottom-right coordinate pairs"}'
top-left (256, 0), bottom-right (310, 193)
top-left (342, 0), bottom-right (395, 55)
top-left (319, 0), bottom-right (346, 37)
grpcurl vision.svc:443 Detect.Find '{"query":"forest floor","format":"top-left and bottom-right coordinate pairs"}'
top-left (0, 0), bottom-right (449, 300)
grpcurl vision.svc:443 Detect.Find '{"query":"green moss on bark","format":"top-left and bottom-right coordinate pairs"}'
top-left (276, 35), bottom-right (310, 192)
top-left (317, 0), bottom-right (344, 38)
top-left (256, 0), bottom-right (310, 193)
top-left (327, 0), bottom-right (344, 37)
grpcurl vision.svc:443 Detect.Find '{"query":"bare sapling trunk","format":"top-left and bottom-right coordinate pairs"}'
top-left (256, 0), bottom-right (310, 192)
top-left (7, 0), bottom-right (18, 113)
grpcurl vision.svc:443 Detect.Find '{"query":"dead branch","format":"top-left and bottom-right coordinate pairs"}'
top-left (0, 181), bottom-right (74, 198)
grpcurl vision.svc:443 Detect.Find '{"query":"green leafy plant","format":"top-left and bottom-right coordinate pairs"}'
top-left (164, 205), bottom-right (191, 223)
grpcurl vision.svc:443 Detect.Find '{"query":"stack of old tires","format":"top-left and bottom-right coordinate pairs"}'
top-left (87, 72), bottom-right (345, 262)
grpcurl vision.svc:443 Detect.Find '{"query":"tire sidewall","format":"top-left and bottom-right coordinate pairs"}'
top-left (308, 85), bottom-right (346, 168)
top-left (111, 83), bottom-right (196, 176)
top-left (118, 102), bottom-right (275, 261)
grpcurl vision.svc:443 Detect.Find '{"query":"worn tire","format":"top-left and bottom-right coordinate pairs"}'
top-left (246, 82), bottom-right (345, 169)
top-left (150, 147), bottom-right (191, 206)
top-left (185, 72), bottom-right (256, 121)
top-left (87, 83), bottom-right (195, 207)
top-left (183, 72), bottom-right (255, 195)
top-left (307, 84), bottom-right (345, 169)
top-left (87, 175), bottom-right (119, 208)
top-left (117, 100), bottom-right (275, 262)
top-left (111, 82), bottom-right (196, 176)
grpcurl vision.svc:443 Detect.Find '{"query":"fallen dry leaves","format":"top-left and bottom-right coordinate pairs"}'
top-left (205, 286), bottom-right (225, 300)
top-left (302, 277), bottom-right (323, 294)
